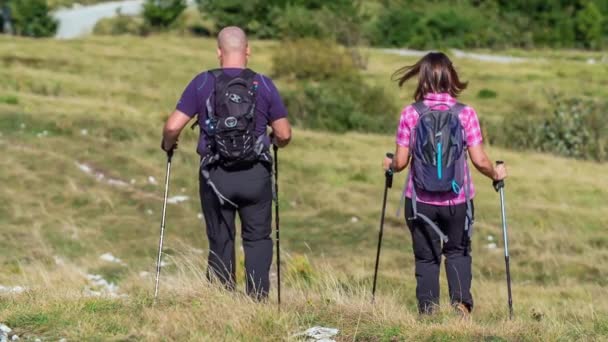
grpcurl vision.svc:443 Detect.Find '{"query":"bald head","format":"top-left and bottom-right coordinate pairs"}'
top-left (218, 26), bottom-right (248, 54)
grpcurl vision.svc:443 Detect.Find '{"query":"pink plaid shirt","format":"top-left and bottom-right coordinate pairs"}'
top-left (396, 93), bottom-right (483, 206)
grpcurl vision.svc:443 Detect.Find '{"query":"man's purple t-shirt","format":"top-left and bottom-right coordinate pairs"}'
top-left (176, 68), bottom-right (287, 156)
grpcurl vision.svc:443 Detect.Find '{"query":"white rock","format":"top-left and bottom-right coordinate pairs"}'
top-left (180, 187), bottom-right (186, 193)
top-left (80, 129), bottom-right (88, 135)
top-left (0, 323), bottom-right (11, 334)
top-left (107, 178), bottom-right (128, 187)
top-left (76, 162), bottom-right (92, 175)
top-left (167, 196), bottom-right (189, 204)
top-left (293, 326), bottom-right (339, 341)
top-left (148, 176), bottom-right (157, 185)
top-left (486, 243), bottom-right (497, 250)
top-left (146, 209), bottom-right (153, 215)
top-left (99, 253), bottom-right (125, 265)
top-left (58, 339), bottom-right (67, 342)
top-left (0, 286), bottom-right (26, 294)
top-left (19, 123), bottom-right (25, 129)
top-left (130, 179), bottom-right (136, 185)
top-left (139, 271), bottom-right (149, 278)
top-left (350, 216), bottom-right (359, 223)
top-left (1, 336), bottom-right (7, 342)
top-left (11, 335), bottom-right (18, 341)
top-left (54, 256), bottom-right (65, 265)
top-left (35, 339), bottom-right (41, 342)
top-left (487, 235), bottom-right (494, 241)
top-left (197, 213), bottom-right (203, 220)
top-left (587, 58), bottom-right (596, 65)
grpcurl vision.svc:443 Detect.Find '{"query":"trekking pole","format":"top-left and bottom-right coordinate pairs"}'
top-left (372, 153), bottom-right (394, 303)
top-left (273, 144), bottom-right (281, 310)
top-left (493, 160), bottom-right (513, 320)
top-left (154, 149), bottom-right (173, 301)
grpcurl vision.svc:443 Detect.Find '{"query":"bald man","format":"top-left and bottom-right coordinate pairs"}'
top-left (161, 26), bottom-right (291, 299)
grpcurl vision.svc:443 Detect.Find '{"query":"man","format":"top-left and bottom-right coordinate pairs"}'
top-left (161, 26), bottom-right (291, 299)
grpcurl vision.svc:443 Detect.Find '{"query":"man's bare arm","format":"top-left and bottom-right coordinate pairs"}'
top-left (270, 117), bottom-right (291, 148)
top-left (162, 110), bottom-right (191, 151)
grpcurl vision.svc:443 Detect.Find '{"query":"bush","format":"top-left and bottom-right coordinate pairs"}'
top-left (284, 79), bottom-right (397, 134)
top-left (198, 0), bottom-right (364, 45)
top-left (197, 0), bottom-right (280, 38)
top-left (274, 38), bottom-right (395, 134)
top-left (496, 95), bottom-right (607, 162)
top-left (10, 0), bottom-right (57, 38)
top-left (477, 89), bottom-right (498, 99)
top-left (93, 12), bottom-right (145, 36)
top-left (143, 0), bottom-right (186, 29)
top-left (575, 1), bottom-right (605, 49)
top-left (366, 0), bottom-right (607, 50)
top-left (271, 39), bottom-right (359, 81)
top-left (368, 2), bottom-right (506, 49)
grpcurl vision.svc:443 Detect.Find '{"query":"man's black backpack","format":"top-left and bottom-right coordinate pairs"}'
top-left (203, 68), bottom-right (262, 168)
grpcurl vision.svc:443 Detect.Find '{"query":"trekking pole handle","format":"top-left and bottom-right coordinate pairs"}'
top-left (385, 153), bottom-right (394, 188)
top-left (493, 160), bottom-right (504, 192)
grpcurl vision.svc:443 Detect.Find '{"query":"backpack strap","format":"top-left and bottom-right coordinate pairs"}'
top-left (239, 68), bottom-right (257, 83)
top-left (450, 102), bottom-right (466, 115)
top-left (410, 183), bottom-right (449, 243)
top-left (412, 101), bottom-right (429, 116)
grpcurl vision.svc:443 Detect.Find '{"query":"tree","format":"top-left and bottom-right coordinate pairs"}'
top-left (575, 1), bottom-right (604, 49)
top-left (10, 0), bottom-right (57, 37)
top-left (143, 0), bottom-right (186, 29)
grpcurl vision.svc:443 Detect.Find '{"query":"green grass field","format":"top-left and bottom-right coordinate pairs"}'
top-left (0, 35), bottom-right (607, 341)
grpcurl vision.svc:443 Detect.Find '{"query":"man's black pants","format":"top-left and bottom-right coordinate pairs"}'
top-left (199, 162), bottom-right (273, 299)
top-left (405, 198), bottom-right (474, 314)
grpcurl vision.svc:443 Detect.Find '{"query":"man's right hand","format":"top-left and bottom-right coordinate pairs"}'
top-left (161, 139), bottom-right (178, 157)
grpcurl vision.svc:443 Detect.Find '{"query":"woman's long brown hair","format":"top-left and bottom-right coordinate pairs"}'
top-left (392, 52), bottom-right (468, 101)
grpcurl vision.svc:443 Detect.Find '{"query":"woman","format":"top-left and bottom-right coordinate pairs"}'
top-left (383, 52), bottom-right (507, 316)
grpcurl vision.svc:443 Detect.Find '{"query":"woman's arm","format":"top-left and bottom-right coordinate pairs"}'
top-left (468, 144), bottom-right (507, 181)
top-left (383, 144), bottom-right (410, 173)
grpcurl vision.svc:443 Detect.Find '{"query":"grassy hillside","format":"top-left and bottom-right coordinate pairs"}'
top-left (0, 35), bottom-right (607, 341)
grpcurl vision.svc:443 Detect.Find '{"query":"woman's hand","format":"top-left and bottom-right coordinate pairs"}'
top-left (493, 163), bottom-right (507, 181)
top-left (382, 156), bottom-right (393, 172)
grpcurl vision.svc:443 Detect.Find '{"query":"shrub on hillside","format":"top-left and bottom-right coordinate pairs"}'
top-left (368, 2), bottom-right (506, 49)
top-left (496, 96), bottom-right (606, 162)
top-left (93, 12), bottom-right (145, 36)
top-left (143, 0), bottom-right (186, 30)
top-left (366, 0), bottom-right (607, 49)
top-left (271, 39), bottom-right (359, 81)
top-left (283, 79), bottom-right (397, 134)
top-left (575, 1), bottom-right (605, 49)
top-left (197, 0), bottom-right (280, 38)
top-left (197, 0), bottom-right (364, 45)
top-left (10, 0), bottom-right (57, 38)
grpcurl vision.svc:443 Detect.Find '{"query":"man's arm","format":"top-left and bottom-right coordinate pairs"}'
top-left (162, 110), bottom-right (191, 151)
top-left (270, 118), bottom-right (291, 148)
